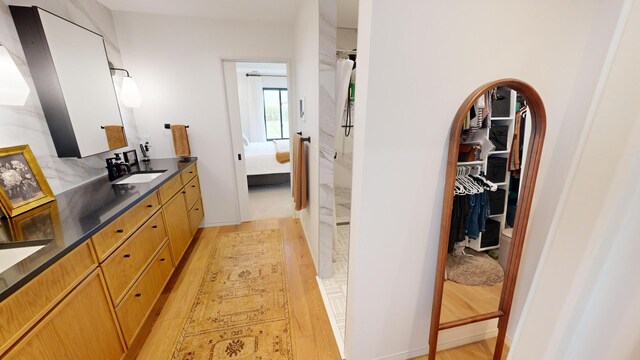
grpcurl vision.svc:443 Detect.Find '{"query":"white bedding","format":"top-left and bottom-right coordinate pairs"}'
top-left (244, 141), bottom-right (291, 175)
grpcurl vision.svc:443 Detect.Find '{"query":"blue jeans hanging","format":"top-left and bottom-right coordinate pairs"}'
top-left (465, 192), bottom-right (489, 239)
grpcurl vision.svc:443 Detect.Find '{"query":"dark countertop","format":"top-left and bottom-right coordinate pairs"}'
top-left (0, 157), bottom-right (197, 302)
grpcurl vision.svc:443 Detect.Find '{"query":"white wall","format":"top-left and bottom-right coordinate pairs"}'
top-left (345, 0), bottom-right (625, 358)
top-left (293, 0), bottom-right (320, 268)
top-left (113, 11), bottom-right (293, 226)
top-left (0, 0), bottom-right (139, 194)
top-left (337, 28), bottom-right (357, 50)
top-left (512, 1), bottom-right (640, 358)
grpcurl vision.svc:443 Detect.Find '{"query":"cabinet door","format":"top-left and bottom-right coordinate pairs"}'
top-left (188, 198), bottom-right (204, 236)
top-left (163, 191), bottom-right (191, 264)
top-left (4, 270), bottom-right (125, 360)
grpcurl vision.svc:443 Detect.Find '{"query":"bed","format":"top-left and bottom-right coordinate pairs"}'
top-left (244, 140), bottom-right (291, 186)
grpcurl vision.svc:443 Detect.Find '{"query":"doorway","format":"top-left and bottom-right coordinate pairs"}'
top-left (222, 60), bottom-right (293, 221)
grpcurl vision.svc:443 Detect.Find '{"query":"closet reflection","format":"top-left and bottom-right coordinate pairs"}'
top-left (441, 86), bottom-right (531, 325)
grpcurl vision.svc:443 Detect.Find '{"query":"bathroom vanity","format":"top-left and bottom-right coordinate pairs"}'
top-left (0, 158), bottom-right (203, 358)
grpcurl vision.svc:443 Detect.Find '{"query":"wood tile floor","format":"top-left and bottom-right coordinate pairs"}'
top-left (132, 218), bottom-right (505, 359)
top-left (412, 337), bottom-right (509, 360)
top-left (134, 218), bottom-right (341, 359)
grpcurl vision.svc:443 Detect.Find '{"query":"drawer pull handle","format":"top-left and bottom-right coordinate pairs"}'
top-left (189, 171), bottom-right (193, 174)
top-left (160, 258), bottom-right (166, 262)
top-left (191, 185), bottom-right (196, 188)
top-left (152, 225), bottom-right (158, 229)
top-left (135, 293), bottom-right (142, 297)
top-left (195, 208), bottom-right (200, 211)
top-left (147, 204), bottom-right (153, 208)
top-left (116, 229), bottom-right (124, 233)
top-left (182, 191), bottom-right (186, 194)
top-left (123, 254), bottom-right (131, 258)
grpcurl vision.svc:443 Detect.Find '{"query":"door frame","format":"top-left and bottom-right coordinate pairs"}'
top-left (220, 57), bottom-right (295, 223)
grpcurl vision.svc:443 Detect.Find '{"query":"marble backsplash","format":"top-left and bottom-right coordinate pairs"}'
top-left (0, 0), bottom-right (139, 194)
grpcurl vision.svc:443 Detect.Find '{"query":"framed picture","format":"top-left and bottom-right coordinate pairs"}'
top-left (0, 145), bottom-right (55, 217)
top-left (123, 149), bottom-right (138, 167)
top-left (10, 200), bottom-right (61, 243)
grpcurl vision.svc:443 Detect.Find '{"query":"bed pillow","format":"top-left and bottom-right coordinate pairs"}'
top-left (242, 135), bottom-right (249, 146)
top-left (273, 139), bottom-right (290, 153)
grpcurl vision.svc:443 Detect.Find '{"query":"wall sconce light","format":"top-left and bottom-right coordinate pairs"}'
top-left (109, 62), bottom-right (141, 108)
top-left (0, 44), bottom-right (30, 106)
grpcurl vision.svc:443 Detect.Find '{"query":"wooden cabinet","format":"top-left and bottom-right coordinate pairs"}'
top-left (92, 191), bottom-right (161, 261)
top-left (116, 242), bottom-right (173, 346)
top-left (3, 270), bottom-right (125, 360)
top-left (188, 198), bottom-right (204, 236)
top-left (163, 191), bottom-right (192, 264)
top-left (180, 162), bottom-right (197, 184)
top-left (101, 211), bottom-right (167, 304)
top-left (158, 174), bottom-right (182, 204)
top-left (184, 176), bottom-right (201, 210)
top-left (0, 242), bottom-right (96, 355)
top-left (1, 161), bottom-right (202, 358)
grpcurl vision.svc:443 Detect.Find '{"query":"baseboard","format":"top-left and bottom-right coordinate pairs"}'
top-left (202, 219), bottom-right (238, 227)
top-left (316, 277), bottom-right (346, 360)
top-left (373, 319), bottom-right (499, 360)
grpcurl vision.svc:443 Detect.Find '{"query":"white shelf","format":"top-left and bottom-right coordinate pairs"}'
top-left (489, 214), bottom-right (504, 218)
top-left (490, 116), bottom-right (514, 121)
top-left (495, 182), bottom-right (508, 186)
top-left (490, 150), bottom-right (510, 154)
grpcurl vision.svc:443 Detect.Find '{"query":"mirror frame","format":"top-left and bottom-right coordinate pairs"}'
top-left (428, 79), bottom-right (546, 359)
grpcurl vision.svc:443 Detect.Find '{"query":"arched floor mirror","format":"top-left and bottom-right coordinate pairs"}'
top-left (428, 79), bottom-right (546, 359)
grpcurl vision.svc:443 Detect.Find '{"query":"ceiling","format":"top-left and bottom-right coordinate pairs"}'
top-left (99, 0), bottom-right (358, 27)
top-left (98, 0), bottom-right (300, 23)
top-left (235, 62), bottom-right (287, 75)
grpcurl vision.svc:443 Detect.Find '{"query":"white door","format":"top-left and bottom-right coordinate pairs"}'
top-left (222, 61), bottom-right (250, 221)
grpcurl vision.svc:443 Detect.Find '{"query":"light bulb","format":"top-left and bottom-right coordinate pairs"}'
top-left (0, 45), bottom-right (30, 106)
top-left (120, 76), bottom-right (141, 108)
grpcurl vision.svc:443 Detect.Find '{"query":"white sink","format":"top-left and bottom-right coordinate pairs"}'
top-left (0, 245), bottom-right (45, 273)
top-left (114, 172), bottom-right (163, 184)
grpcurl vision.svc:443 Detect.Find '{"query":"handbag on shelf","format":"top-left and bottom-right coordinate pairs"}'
top-left (458, 144), bottom-right (482, 162)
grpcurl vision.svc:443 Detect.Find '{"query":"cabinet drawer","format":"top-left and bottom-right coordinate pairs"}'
top-left (0, 242), bottom-right (96, 355)
top-left (92, 191), bottom-right (160, 261)
top-left (3, 270), bottom-right (125, 360)
top-left (102, 210), bottom-right (167, 305)
top-left (116, 242), bottom-right (173, 346)
top-left (158, 174), bottom-right (182, 204)
top-left (188, 198), bottom-right (204, 236)
top-left (180, 162), bottom-right (197, 185)
top-left (184, 176), bottom-right (201, 210)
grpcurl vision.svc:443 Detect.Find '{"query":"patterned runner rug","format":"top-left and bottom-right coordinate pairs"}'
top-left (171, 229), bottom-right (294, 359)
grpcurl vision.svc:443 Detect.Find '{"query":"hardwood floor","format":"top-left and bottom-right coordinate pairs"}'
top-left (133, 218), bottom-right (341, 359)
top-left (412, 338), bottom-right (508, 360)
top-left (440, 280), bottom-right (502, 323)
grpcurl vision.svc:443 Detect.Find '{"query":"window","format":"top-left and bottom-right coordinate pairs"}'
top-left (263, 88), bottom-right (289, 140)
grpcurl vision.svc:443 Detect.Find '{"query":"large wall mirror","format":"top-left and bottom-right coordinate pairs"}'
top-left (428, 79), bottom-right (546, 359)
top-left (11, 6), bottom-right (126, 158)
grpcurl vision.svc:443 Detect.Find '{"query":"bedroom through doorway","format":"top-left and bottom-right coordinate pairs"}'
top-left (222, 60), bottom-right (293, 221)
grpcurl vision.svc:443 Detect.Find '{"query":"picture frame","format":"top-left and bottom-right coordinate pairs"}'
top-left (0, 145), bottom-right (55, 217)
top-left (123, 149), bottom-right (138, 167)
top-left (9, 200), bottom-right (61, 243)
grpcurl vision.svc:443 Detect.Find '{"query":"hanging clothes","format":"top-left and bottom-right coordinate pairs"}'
top-left (448, 195), bottom-right (470, 253)
top-left (465, 192), bottom-right (490, 239)
top-left (509, 106), bottom-right (527, 171)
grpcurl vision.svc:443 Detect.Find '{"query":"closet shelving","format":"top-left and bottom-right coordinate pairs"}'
top-left (465, 89), bottom-right (517, 252)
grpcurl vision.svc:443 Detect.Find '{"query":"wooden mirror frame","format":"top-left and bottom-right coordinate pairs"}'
top-left (428, 79), bottom-right (546, 359)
